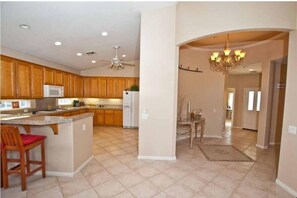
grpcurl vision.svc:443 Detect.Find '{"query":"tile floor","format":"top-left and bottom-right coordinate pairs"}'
top-left (1, 125), bottom-right (294, 198)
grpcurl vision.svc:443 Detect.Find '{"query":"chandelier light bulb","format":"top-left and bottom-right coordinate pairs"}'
top-left (234, 50), bottom-right (242, 56)
top-left (213, 52), bottom-right (219, 58)
top-left (210, 55), bottom-right (215, 61)
top-left (240, 52), bottom-right (246, 58)
top-left (224, 48), bottom-right (231, 56)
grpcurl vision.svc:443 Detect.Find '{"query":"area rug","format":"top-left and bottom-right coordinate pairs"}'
top-left (198, 144), bottom-right (254, 162)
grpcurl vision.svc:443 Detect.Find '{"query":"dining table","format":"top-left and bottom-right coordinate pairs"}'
top-left (177, 117), bottom-right (205, 148)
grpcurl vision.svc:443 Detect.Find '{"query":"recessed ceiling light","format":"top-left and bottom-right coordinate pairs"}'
top-left (122, 55), bottom-right (126, 58)
top-left (19, 24), bottom-right (31, 29)
top-left (54, 41), bottom-right (62, 46)
top-left (91, 60), bottom-right (96, 63)
top-left (249, 69), bottom-right (254, 72)
top-left (101, 32), bottom-right (108, 36)
top-left (76, 53), bottom-right (82, 56)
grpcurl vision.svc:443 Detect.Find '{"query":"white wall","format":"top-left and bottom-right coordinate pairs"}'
top-left (80, 60), bottom-right (140, 77)
top-left (1, 47), bottom-right (80, 74)
top-left (138, 5), bottom-right (178, 159)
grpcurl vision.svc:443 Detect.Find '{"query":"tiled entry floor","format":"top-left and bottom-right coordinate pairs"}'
top-left (1, 127), bottom-right (293, 198)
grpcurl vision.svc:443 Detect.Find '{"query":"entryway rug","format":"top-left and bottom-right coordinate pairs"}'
top-left (198, 144), bottom-right (254, 162)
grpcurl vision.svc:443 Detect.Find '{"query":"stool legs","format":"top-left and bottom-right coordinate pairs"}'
top-left (2, 149), bottom-right (8, 188)
top-left (26, 150), bottom-right (30, 174)
top-left (41, 141), bottom-right (46, 178)
top-left (20, 151), bottom-right (26, 191)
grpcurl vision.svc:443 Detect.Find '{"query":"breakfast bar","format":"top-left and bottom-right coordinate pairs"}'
top-left (1, 113), bottom-right (94, 177)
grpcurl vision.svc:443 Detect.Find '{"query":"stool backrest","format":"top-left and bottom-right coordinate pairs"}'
top-left (1, 125), bottom-right (24, 149)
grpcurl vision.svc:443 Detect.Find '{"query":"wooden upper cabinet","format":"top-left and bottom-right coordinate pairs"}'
top-left (135, 77), bottom-right (140, 87)
top-left (114, 78), bottom-right (126, 98)
top-left (83, 77), bottom-right (91, 97)
top-left (16, 61), bottom-right (31, 98)
top-left (31, 64), bottom-right (44, 98)
top-left (90, 78), bottom-right (99, 98)
top-left (69, 74), bottom-right (75, 97)
top-left (44, 68), bottom-right (55, 85)
top-left (106, 78), bottom-right (115, 98)
top-left (1, 56), bottom-right (16, 98)
top-left (125, 78), bottom-right (136, 90)
top-left (98, 77), bottom-right (106, 98)
top-left (54, 70), bottom-right (64, 85)
top-left (63, 73), bottom-right (70, 97)
top-left (113, 110), bottom-right (123, 126)
top-left (74, 75), bottom-right (83, 97)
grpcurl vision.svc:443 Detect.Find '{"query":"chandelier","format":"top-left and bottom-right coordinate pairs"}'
top-left (209, 34), bottom-right (246, 74)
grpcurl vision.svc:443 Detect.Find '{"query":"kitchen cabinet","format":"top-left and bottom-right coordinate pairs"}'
top-left (31, 64), bottom-right (44, 98)
top-left (69, 74), bottom-right (75, 97)
top-left (63, 73), bottom-right (71, 97)
top-left (90, 78), bottom-right (99, 98)
top-left (98, 77), bottom-right (107, 98)
top-left (16, 60), bottom-right (31, 98)
top-left (44, 68), bottom-right (55, 85)
top-left (114, 78), bottom-right (126, 98)
top-left (106, 78), bottom-right (115, 98)
top-left (83, 77), bottom-right (91, 97)
top-left (95, 110), bottom-right (105, 125)
top-left (54, 70), bottom-right (64, 85)
top-left (1, 56), bottom-right (16, 99)
top-left (104, 110), bottom-right (114, 126)
top-left (125, 78), bottom-right (136, 90)
top-left (113, 110), bottom-right (123, 126)
top-left (74, 75), bottom-right (83, 97)
top-left (135, 77), bottom-right (139, 86)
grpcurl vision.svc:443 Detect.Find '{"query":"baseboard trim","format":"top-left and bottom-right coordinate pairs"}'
top-left (138, 155), bottom-right (176, 161)
top-left (269, 142), bottom-right (281, 145)
top-left (256, 144), bottom-right (268, 149)
top-left (276, 178), bottom-right (297, 197)
top-left (203, 135), bottom-right (222, 139)
top-left (34, 155), bottom-right (94, 177)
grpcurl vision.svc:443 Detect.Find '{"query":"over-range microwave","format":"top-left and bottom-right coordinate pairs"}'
top-left (43, 85), bottom-right (64, 97)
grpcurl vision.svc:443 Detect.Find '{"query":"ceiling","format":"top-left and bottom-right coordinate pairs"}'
top-left (1, 2), bottom-right (175, 70)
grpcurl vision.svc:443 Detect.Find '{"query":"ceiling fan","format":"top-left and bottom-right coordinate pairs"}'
top-left (101, 46), bottom-right (135, 70)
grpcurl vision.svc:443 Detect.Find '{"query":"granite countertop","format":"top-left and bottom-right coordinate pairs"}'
top-left (1, 113), bottom-right (94, 125)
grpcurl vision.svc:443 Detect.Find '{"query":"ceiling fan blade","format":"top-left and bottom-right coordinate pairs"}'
top-left (121, 62), bottom-right (135, 66)
top-left (100, 59), bottom-right (111, 63)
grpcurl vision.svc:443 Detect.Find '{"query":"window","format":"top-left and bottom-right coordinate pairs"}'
top-left (248, 91), bottom-right (254, 111)
top-left (0, 100), bottom-right (31, 110)
top-left (57, 98), bottom-right (72, 105)
top-left (256, 91), bottom-right (261, 111)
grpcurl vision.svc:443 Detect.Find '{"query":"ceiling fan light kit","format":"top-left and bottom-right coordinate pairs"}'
top-left (209, 34), bottom-right (246, 74)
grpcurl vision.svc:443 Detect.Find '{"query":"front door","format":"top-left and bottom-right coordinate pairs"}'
top-left (242, 88), bottom-right (261, 130)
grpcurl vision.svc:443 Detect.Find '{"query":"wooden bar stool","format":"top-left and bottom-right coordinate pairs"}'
top-left (1, 125), bottom-right (46, 191)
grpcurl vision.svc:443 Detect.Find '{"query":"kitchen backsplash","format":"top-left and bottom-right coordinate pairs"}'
top-left (35, 98), bottom-right (56, 110)
top-left (83, 98), bottom-right (123, 106)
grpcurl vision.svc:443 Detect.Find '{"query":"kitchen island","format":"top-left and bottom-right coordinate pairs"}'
top-left (1, 113), bottom-right (94, 177)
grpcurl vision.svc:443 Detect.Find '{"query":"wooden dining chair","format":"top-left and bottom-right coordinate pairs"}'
top-left (1, 125), bottom-right (47, 191)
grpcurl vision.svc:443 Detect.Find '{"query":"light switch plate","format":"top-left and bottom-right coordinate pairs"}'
top-left (288, 125), bottom-right (297, 135)
top-left (82, 124), bottom-right (86, 131)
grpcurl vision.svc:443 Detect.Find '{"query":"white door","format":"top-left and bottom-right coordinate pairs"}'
top-left (242, 88), bottom-right (261, 130)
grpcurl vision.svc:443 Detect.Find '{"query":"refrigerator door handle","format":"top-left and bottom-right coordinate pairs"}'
top-left (124, 106), bottom-right (130, 109)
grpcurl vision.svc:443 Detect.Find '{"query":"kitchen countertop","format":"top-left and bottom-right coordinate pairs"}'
top-left (1, 113), bottom-right (94, 125)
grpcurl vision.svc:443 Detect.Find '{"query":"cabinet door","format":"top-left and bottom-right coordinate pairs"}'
top-left (69, 74), bottom-right (74, 97)
top-left (16, 61), bottom-right (31, 98)
top-left (44, 68), bottom-right (55, 85)
top-left (55, 70), bottom-right (64, 85)
top-left (63, 73), bottom-right (70, 97)
top-left (74, 75), bottom-right (83, 97)
top-left (98, 77), bottom-right (107, 98)
top-left (113, 110), bottom-right (123, 126)
top-left (83, 77), bottom-right (91, 97)
top-left (106, 78), bottom-right (115, 98)
top-left (135, 77), bottom-right (139, 86)
top-left (95, 110), bottom-right (105, 125)
top-left (31, 64), bottom-right (44, 98)
top-left (1, 56), bottom-right (16, 98)
top-left (125, 78), bottom-right (136, 90)
top-left (104, 110), bottom-right (114, 126)
top-left (90, 78), bottom-right (99, 98)
top-left (114, 78), bottom-right (126, 98)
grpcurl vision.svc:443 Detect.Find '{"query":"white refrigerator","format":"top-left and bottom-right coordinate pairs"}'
top-left (123, 91), bottom-right (139, 128)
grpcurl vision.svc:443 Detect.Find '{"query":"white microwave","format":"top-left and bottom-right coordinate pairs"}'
top-left (43, 85), bottom-right (64, 97)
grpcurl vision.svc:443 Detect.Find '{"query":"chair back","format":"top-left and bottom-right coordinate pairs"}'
top-left (1, 125), bottom-right (24, 149)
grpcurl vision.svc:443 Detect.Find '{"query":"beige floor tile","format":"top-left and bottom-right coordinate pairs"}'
top-left (153, 192), bottom-right (172, 198)
top-left (0, 185), bottom-right (27, 198)
top-left (107, 164), bottom-right (133, 176)
top-left (113, 190), bottom-right (135, 198)
top-left (94, 152), bottom-right (113, 162)
top-left (116, 154), bottom-right (136, 163)
top-left (164, 182), bottom-right (195, 198)
top-left (67, 187), bottom-right (99, 198)
top-left (27, 185), bottom-right (63, 198)
top-left (136, 165), bottom-right (161, 178)
top-left (115, 171), bottom-right (144, 188)
top-left (163, 166), bottom-right (188, 181)
top-left (179, 174), bottom-right (208, 192)
top-left (99, 157), bottom-right (123, 168)
top-left (27, 177), bottom-right (59, 197)
top-left (126, 159), bottom-right (147, 170)
top-left (149, 173), bottom-right (175, 190)
top-left (86, 170), bottom-right (114, 187)
top-left (81, 162), bottom-right (104, 176)
top-left (129, 181), bottom-right (160, 198)
top-left (93, 179), bottom-right (126, 197)
top-left (59, 174), bottom-right (91, 197)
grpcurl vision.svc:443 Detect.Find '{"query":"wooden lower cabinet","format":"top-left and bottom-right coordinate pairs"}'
top-left (104, 110), bottom-right (114, 126)
top-left (113, 110), bottom-right (123, 126)
top-left (95, 110), bottom-right (104, 125)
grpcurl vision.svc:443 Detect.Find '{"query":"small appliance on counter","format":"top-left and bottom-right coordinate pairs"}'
top-left (73, 100), bottom-right (80, 107)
